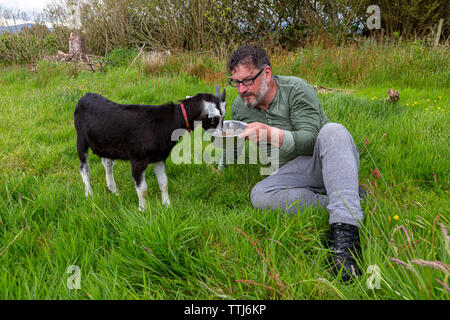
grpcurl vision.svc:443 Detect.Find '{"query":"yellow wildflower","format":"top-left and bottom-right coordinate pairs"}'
top-left (393, 215), bottom-right (399, 220)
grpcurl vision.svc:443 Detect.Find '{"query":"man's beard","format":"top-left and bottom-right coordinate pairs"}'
top-left (242, 78), bottom-right (269, 109)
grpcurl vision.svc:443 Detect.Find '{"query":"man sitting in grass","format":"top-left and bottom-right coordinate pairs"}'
top-left (221, 44), bottom-right (365, 282)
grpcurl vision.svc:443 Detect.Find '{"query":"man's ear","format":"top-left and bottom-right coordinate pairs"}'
top-left (264, 66), bottom-right (272, 82)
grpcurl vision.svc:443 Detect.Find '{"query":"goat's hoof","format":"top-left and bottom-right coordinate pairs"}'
top-left (106, 187), bottom-right (119, 195)
top-left (163, 200), bottom-right (171, 207)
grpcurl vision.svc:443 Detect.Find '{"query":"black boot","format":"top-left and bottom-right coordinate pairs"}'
top-left (328, 223), bottom-right (362, 282)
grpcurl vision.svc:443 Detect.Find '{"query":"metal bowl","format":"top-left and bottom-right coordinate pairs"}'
top-left (206, 120), bottom-right (248, 148)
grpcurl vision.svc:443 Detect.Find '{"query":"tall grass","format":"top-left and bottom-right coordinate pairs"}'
top-left (271, 42), bottom-right (450, 89)
top-left (128, 41), bottom-right (450, 91)
top-left (0, 45), bottom-right (448, 299)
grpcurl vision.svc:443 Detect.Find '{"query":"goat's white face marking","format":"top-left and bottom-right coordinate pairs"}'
top-left (220, 101), bottom-right (225, 117)
top-left (203, 101), bottom-right (221, 118)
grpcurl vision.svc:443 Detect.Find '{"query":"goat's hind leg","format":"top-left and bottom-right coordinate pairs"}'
top-left (102, 158), bottom-right (118, 195)
top-left (131, 160), bottom-right (149, 212)
top-left (153, 161), bottom-right (170, 206)
top-left (77, 137), bottom-right (93, 197)
top-left (79, 158), bottom-right (93, 197)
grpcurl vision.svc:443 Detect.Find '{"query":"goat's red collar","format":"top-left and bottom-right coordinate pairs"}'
top-left (179, 102), bottom-right (191, 133)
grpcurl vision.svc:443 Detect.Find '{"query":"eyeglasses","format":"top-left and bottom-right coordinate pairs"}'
top-left (228, 67), bottom-right (266, 87)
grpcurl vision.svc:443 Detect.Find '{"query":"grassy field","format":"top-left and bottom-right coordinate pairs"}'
top-left (0, 44), bottom-right (448, 299)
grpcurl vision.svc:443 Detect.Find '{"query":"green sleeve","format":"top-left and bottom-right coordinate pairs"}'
top-left (281, 83), bottom-right (323, 156)
top-left (231, 101), bottom-right (240, 121)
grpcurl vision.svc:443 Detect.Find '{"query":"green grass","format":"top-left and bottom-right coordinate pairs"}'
top-left (0, 45), bottom-right (449, 299)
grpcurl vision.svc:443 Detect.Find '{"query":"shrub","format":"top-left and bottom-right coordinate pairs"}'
top-left (105, 47), bottom-right (137, 68)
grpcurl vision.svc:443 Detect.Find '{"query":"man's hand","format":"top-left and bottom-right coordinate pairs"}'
top-left (238, 122), bottom-right (285, 148)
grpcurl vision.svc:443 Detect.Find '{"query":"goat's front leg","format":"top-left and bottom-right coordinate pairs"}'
top-left (102, 158), bottom-right (118, 195)
top-left (131, 160), bottom-right (149, 212)
top-left (153, 161), bottom-right (170, 206)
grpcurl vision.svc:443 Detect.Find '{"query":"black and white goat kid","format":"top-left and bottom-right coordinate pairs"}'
top-left (74, 86), bottom-right (226, 211)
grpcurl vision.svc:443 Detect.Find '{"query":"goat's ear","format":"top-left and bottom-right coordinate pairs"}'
top-left (215, 85), bottom-right (221, 98)
top-left (221, 88), bottom-right (226, 102)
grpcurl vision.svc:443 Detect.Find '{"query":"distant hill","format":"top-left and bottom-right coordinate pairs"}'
top-left (0, 23), bottom-right (53, 35)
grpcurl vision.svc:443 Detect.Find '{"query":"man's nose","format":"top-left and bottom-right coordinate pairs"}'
top-left (238, 82), bottom-right (248, 94)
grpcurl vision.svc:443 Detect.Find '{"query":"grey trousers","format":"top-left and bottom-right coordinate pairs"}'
top-left (250, 123), bottom-right (364, 227)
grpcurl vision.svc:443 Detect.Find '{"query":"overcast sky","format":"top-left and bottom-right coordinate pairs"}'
top-left (0, 0), bottom-right (54, 16)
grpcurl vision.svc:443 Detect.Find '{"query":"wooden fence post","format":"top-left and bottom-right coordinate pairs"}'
top-left (434, 19), bottom-right (444, 49)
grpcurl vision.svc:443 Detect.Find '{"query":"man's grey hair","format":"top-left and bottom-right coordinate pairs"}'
top-left (227, 45), bottom-right (271, 73)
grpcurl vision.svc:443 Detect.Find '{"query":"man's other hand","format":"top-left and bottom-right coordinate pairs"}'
top-left (238, 122), bottom-right (285, 148)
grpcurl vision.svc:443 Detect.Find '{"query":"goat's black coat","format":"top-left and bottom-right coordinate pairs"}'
top-left (74, 91), bottom-right (224, 185)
